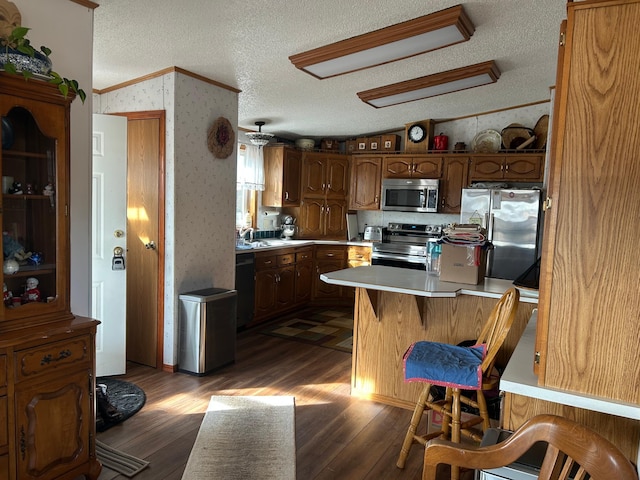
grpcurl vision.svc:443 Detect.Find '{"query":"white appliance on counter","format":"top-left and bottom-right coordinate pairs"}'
top-left (460, 188), bottom-right (542, 281)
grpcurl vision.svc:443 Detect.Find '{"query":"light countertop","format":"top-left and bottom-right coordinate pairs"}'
top-left (320, 265), bottom-right (539, 304)
top-left (500, 311), bottom-right (640, 421)
top-left (235, 239), bottom-right (373, 253)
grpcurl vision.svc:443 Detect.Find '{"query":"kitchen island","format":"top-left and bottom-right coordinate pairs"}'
top-left (321, 266), bottom-right (537, 410)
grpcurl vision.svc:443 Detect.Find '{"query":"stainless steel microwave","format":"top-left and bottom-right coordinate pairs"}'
top-left (381, 178), bottom-right (439, 212)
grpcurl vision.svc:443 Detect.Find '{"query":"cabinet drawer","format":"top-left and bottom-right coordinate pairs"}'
top-left (315, 247), bottom-right (346, 260)
top-left (295, 248), bottom-right (313, 262)
top-left (277, 253), bottom-right (295, 266)
top-left (0, 396), bottom-right (6, 449)
top-left (14, 336), bottom-right (91, 383)
top-left (255, 254), bottom-right (277, 270)
top-left (0, 355), bottom-right (5, 387)
top-left (348, 246), bottom-right (371, 261)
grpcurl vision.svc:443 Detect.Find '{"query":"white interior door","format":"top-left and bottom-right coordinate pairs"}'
top-left (92, 114), bottom-right (128, 377)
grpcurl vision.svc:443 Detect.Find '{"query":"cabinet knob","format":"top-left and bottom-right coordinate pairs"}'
top-left (285, 191), bottom-right (289, 200)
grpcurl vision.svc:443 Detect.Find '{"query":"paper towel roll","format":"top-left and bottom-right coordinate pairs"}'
top-left (261, 211), bottom-right (279, 230)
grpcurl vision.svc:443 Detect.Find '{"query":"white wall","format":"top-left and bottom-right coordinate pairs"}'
top-left (14, 0), bottom-right (94, 316)
top-left (97, 72), bottom-right (237, 366)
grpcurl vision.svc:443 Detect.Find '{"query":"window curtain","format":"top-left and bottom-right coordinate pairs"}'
top-left (237, 144), bottom-right (265, 191)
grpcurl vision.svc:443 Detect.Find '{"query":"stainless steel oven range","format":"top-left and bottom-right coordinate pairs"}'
top-left (371, 223), bottom-right (443, 270)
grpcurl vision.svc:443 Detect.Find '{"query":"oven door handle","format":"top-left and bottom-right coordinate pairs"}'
top-left (372, 252), bottom-right (427, 264)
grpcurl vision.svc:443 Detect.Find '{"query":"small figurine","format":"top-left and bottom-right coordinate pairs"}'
top-left (3, 258), bottom-right (19, 275)
top-left (23, 277), bottom-right (40, 303)
top-left (3, 283), bottom-right (12, 306)
top-left (25, 183), bottom-right (34, 195)
top-left (8, 181), bottom-right (22, 194)
top-left (28, 252), bottom-right (43, 266)
top-left (2, 232), bottom-right (32, 263)
top-left (43, 183), bottom-right (54, 196)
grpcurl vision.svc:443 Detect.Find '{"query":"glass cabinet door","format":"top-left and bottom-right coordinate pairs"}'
top-left (0, 91), bottom-right (71, 326)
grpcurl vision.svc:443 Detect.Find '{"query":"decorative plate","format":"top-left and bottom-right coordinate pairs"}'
top-left (534, 114), bottom-right (549, 150)
top-left (471, 129), bottom-right (501, 153)
top-left (207, 116), bottom-right (235, 159)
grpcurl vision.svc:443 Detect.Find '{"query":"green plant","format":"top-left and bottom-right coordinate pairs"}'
top-left (0, 26), bottom-right (86, 103)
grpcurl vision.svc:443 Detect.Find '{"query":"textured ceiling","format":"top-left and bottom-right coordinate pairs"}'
top-left (93, 0), bottom-right (567, 139)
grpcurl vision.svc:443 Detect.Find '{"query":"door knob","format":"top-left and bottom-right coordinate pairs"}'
top-left (145, 241), bottom-right (157, 250)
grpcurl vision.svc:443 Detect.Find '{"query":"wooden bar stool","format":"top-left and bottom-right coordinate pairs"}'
top-left (396, 288), bottom-right (519, 480)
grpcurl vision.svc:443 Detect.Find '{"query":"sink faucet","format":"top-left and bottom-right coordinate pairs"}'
top-left (238, 227), bottom-right (254, 243)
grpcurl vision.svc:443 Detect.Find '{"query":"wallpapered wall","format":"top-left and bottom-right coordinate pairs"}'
top-left (95, 72), bottom-right (238, 366)
top-left (16, 0), bottom-right (94, 316)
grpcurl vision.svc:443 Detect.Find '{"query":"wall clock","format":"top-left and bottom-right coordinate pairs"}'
top-left (407, 124), bottom-right (426, 143)
top-left (404, 119), bottom-right (434, 152)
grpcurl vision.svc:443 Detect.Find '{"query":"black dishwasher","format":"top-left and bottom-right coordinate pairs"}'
top-left (235, 252), bottom-right (255, 328)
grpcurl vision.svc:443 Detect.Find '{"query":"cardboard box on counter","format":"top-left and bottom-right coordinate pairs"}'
top-left (440, 244), bottom-right (487, 285)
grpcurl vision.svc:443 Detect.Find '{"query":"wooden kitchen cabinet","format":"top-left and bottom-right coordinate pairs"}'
top-left (0, 74), bottom-right (100, 480)
top-left (468, 153), bottom-right (544, 182)
top-left (294, 248), bottom-right (313, 305)
top-left (253, 247), bottom-right (314, 324)
top-left (298, 152), bottom-right (349, 239)
top-left (348, 156), bottom-right (381, 210)
top-left (342, 245), bottom-right (372, 300)
top-left (439, 155), bottom-right (469, 213)
top-left (262, 145), bottom-right (302, 207)
top-left (312, 246), bottom-right (347, 303)
top-left (534, 0), bottom-right (640, 408)
top-left (301, 152), bottom-right (349, 198)
top-left (382, 155), bottom-right (442, 178)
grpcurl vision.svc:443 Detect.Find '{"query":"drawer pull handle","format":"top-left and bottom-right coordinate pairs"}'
top-left (326, 253), bottom-right (334, 257)
top-left (40, 349), bottom-right (72, 365)
top-left (264, 260), bottom-right (272, 264)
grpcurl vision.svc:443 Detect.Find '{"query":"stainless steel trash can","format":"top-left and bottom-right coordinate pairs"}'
top-left (477, 428), bottom-right (546, 480)
top-left (178, 288), bottom-right (237, 375)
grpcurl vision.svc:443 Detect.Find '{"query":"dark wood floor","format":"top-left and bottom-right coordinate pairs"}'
top-left (95, 316), bottom-right (470, 480)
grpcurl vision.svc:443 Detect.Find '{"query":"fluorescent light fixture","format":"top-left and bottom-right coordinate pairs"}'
top-left (357, 60), bottom-right (501, 108)
top-left (289, 5), bottom-right (474, 79)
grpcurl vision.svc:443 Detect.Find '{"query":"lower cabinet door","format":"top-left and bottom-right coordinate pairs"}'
top-left (254, 269), bottom-right (278, 320)
top-left (14, 370), bottom-right (91, 479)
top-left (275, 266), bottom-right (296, 310)
top-left (295, 261), bottom-right (313, 304)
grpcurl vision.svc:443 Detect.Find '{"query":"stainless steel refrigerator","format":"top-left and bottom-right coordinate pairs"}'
top-left (460, 188), bottom-right (542, 280)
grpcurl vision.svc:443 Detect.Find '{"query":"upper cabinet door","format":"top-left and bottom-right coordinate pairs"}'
top-left (0, 76), bottom-right (74, 329)
top-left (325, 156), bottom-right (349, 198)
top-left (301, 155), bottom-right (326, 197)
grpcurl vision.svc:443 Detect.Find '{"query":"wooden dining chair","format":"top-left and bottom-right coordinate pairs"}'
top-left (397, 287), bottom-right (519, 480)
top-left (422, 414), bottom-right (639, 480)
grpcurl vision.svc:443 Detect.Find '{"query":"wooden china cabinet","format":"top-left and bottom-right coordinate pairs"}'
top-left (0, 74), bottom-right (101, 479)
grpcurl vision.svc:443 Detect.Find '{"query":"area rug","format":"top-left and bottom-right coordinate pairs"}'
top-left (96, 440), bottom-right (150, 477)
top-left (96, 377), bottom-right (146, 432)
top-left (261, 307), bottom-right (353, 353)
top-left (181, 396), bottom-right (295, 480)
